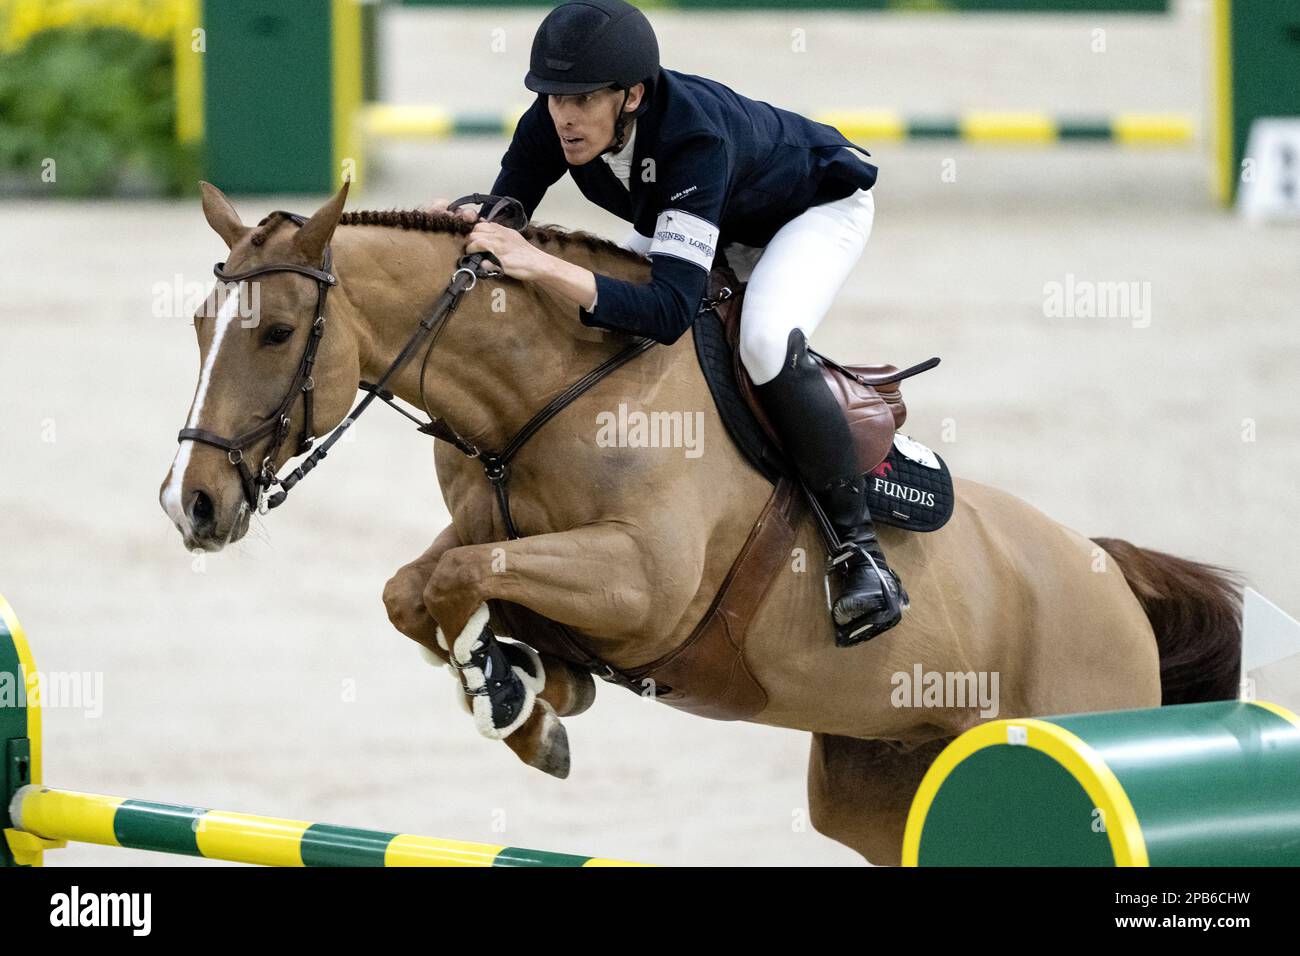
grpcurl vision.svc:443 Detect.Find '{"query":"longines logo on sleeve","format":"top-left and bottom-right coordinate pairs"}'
top-left (649, 209), bottom-right (718, 271)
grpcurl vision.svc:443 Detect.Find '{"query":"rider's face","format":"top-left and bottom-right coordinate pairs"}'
top-left (547, 84), bottom-right (642, 165)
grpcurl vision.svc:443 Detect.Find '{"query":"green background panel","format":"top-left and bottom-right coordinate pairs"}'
top-left (1228, 3), bottom-right (1300, 186)
top-left (203, 0), bottom-right (335, 193)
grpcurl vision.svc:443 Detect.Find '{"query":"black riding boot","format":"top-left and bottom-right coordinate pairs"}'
top-left (821, 475), bottom-right (909, 643)
top-left (754, 329), bottom-right (908, 646)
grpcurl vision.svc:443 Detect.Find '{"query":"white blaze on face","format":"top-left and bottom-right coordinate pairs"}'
top-left (162, 284), bottom-right (244, 534)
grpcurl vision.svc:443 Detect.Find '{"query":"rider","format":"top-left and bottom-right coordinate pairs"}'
top-left (456, 0), bottom-right (906, 643)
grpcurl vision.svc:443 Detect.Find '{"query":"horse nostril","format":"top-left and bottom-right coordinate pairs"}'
top-left (189, 490), bottom-right (216, 532)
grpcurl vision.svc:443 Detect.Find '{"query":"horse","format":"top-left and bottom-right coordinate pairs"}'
top-left (160, 183), bottom-right (1242, 864)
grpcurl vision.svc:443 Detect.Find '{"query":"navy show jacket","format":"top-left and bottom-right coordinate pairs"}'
top-left (490, 67), bottom-right (877, 345)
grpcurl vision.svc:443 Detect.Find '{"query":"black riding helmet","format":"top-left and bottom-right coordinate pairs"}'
top-left (524, 0), bottom-right (659, 154)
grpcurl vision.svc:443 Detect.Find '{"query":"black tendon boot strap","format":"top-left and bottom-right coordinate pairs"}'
top-left (454, 627), bottom-right (528, 731)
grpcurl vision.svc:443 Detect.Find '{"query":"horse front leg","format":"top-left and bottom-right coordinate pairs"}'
top-left (383, 524), bottom-right (597, 750)
top-left (383, 523), bottom-right (462, 662)
top-left (424, 522), bottom-right (693, 779)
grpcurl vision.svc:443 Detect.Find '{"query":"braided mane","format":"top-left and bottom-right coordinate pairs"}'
top-left (332, 208), bottom-right (648, 266)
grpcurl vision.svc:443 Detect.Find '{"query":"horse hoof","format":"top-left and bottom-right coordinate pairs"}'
top-left (564, 671), bottom-right (597, 717)
top-left (534, 701), bottom-right (571, 778)
top-left (506, 700), bottom-right (571, 779)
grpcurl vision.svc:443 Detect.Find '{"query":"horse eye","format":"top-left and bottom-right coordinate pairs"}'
top-left (264, 324), bottom-right (294, 345)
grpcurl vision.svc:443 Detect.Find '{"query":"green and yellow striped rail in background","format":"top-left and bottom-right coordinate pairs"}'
top-left (0, 593), bottom-right (642, 868)
top-left (362, 105), bottom-right (1197, 147)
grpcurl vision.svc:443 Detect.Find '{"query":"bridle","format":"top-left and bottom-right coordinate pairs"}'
top-left (174, 194), bottom-right (655, 536)
top-left (174, 192), bottom-right (734, 692)
top-left (177, 211), bottom-right (337, 512)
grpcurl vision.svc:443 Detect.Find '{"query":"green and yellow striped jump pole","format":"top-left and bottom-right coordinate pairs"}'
top-left (1, 592), bottom-right (640, 868)
top-left (362, 105), bottom-right (1196, 147)
top-left (903, 699), bottom-right (1300, 866)
top-left (7, 786), bottom-right (639, 867)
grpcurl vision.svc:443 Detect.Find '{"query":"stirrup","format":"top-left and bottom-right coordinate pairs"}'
top-left (826, 545), bottom-right (906, 647)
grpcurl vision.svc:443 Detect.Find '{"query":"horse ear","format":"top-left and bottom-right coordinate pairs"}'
top-left (200, 182), bottom-right (249, 249)
top-left (294, 180), bottom-right (350, 264)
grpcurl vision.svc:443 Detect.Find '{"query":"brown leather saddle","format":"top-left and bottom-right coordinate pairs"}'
top-left (702, 265), bottom-right (935, 481)
top-left (705, 267), bottom-right (939, 478)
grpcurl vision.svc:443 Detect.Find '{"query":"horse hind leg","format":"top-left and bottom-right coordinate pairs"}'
top-left (807, 733), bottom-right (952, 866)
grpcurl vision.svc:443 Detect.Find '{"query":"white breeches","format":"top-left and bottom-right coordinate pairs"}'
top-left (734, 188), bottom-right (875, 385)
top-left (619, 187), bottom-right (875, 385)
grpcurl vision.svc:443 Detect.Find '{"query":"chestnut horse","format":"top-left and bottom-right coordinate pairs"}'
top-left (160, 184), bottom-right (1241, 864)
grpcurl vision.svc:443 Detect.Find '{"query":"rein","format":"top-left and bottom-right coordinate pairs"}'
top-left (176, 194), bottom-right (654, 541)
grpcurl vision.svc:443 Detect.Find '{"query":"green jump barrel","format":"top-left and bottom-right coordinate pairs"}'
top-left (903, 700), bottom-right (1300, 866)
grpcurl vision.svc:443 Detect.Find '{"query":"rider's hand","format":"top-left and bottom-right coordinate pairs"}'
top-left (420, 197), bottom-right (481, 223)
top-left (465, 221), bottom-right (549, 281)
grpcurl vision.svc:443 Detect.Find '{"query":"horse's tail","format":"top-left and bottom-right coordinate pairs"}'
top-left (1092, 537), bottom-right (1243, 705)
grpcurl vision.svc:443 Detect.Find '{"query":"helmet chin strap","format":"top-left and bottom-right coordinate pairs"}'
top-left (601, 88), bottom-right (633, 156)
